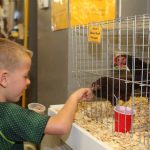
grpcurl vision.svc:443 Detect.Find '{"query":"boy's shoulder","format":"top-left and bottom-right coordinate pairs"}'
top-left (0, 102), bottom-right (24, 114)
top-left (0, 102), bottom-right (21, 108)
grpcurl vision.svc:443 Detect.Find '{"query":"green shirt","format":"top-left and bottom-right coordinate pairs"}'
top-left (0, 103), bottom-right (49, 150)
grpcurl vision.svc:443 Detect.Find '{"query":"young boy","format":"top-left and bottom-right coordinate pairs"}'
top-left (0, 38), bottom-right (93, 149)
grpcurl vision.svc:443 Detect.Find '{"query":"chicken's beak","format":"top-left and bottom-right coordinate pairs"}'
top-left (126, 66), bottom-right (130, 71)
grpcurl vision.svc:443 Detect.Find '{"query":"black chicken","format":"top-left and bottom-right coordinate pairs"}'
top-left (91, 55), bottom-right (150, 105)
top-left (114, 54), bottom-right (150, 99)
top-left (91, 76), bottom-right (139, 105)
top-left (114, 54), bottom-right (150, 82)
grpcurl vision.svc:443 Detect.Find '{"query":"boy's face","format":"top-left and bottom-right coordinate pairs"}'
top-left (5, 57), bottom-right (31, 102)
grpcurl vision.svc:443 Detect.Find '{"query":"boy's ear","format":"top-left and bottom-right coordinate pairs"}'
top-left (0, 70), bottom-right (8, 87)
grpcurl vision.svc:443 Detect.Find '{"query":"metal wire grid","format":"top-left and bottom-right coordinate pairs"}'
top-left (68, 14), bottom-right (150, 148)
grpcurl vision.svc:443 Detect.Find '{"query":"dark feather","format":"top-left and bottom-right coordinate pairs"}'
top-left (116, 55), bottom-right (150, 82)
top-left (92, 76), bottom-right (139, 105)
top-left (115, 55), bottom-right (150, 99)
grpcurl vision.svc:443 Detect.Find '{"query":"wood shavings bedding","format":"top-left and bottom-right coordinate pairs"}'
top-left (74, 97), bottom-right (149, 150)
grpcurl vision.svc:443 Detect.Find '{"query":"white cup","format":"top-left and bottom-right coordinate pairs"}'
top-left (28, 103), bottom-right (46, 114)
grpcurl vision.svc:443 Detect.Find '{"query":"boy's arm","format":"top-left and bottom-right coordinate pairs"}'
top-left (44, 88), bottom-right (92, 135)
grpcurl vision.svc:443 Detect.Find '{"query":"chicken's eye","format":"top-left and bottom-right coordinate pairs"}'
top-left (117, 57), bottom-right (122, 64)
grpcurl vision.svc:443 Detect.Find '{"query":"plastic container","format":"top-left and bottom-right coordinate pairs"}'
top-left (114, 106), bottom-right (135, 133)
top-left (24, 142), bottom-right (36, 150)
top-left (28, 103), bottom-right (46, 115)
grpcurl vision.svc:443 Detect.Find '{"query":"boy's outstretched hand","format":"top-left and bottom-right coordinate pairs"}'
top-left (70, 88), bottom-right (93, 102)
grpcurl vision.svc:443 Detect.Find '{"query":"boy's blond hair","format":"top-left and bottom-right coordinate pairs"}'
top-left (0, 38), bottom-right (33, 70)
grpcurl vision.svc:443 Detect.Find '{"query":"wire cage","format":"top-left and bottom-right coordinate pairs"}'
top-left (68, 14), bottom-right (150, 149)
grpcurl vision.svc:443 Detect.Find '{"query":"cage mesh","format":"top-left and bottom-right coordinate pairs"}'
top-left (68, 14), bottom-right (150, 149)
